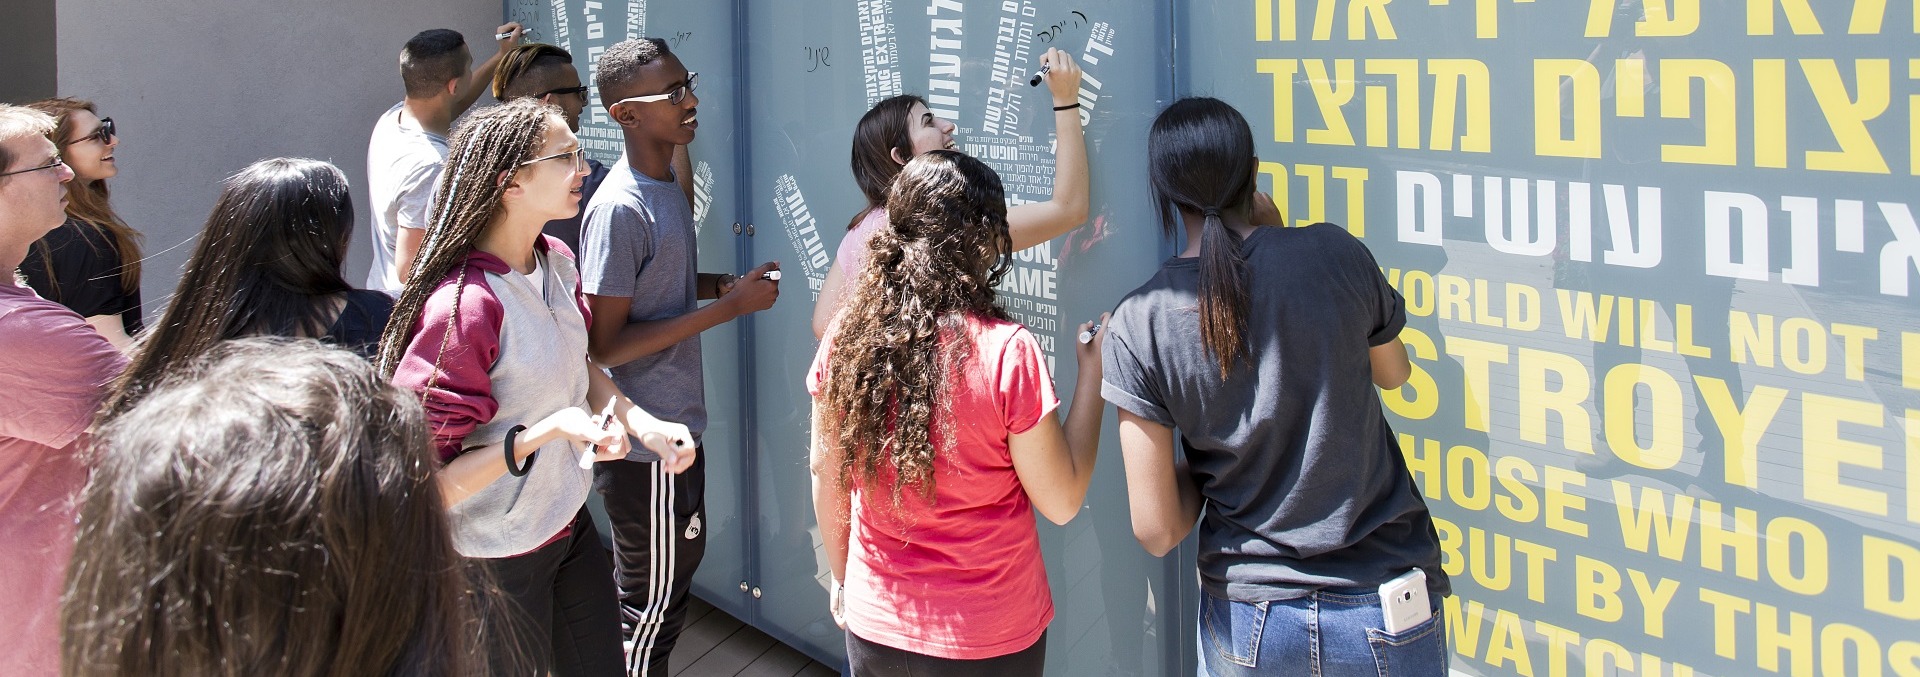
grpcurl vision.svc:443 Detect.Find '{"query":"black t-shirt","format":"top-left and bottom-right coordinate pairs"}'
top-left (20, 217), bottom-right (143, 333)
top-left (324, 289), bottom-right (396, 359)
top-left (1101, 223), bottom-right (1448, 602)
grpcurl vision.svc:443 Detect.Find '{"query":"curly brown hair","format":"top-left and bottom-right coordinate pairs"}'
top-left (818, 150), bottom-right (1013, 504)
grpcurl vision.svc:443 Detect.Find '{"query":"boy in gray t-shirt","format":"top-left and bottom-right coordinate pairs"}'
top-left (576, 38), bottom-right (778, 675)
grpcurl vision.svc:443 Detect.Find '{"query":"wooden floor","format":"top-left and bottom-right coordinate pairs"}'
top-left (667, 595), bottom-right (840, 677)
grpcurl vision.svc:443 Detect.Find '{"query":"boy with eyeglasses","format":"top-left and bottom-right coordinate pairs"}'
top-left (0, 104), bottom-right (127, 677)
top-left (492, 42), bottom-right (616, 254)
top-left (364, 24), bottom-right (523, 294)
top-left (576, 38), bottom-right (779, 676)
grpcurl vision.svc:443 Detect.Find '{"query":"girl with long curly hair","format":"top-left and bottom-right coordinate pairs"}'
top-left (21, 97), bottom-right (143, 350)
top-left (375, 97), bottom-right (692, 676)
top-left (808, 150), bottom-right (1106, 676)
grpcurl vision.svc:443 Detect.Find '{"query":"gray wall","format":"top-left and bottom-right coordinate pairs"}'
top-left (55, 0), bottom-right (504, 318)
top-left (0, 0), bottom-right (58, 104)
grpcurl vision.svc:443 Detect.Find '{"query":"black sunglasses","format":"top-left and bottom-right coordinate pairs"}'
top-left (65, 117), bottom-right (115, 147)
top-left (540, 86), bottom-right (590, 99)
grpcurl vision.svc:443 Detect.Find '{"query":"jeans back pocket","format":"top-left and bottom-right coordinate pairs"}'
top-left (1364, 608), bottom-right (1448, 677)
top-left (1200, 592), bottom-right (1269, 670)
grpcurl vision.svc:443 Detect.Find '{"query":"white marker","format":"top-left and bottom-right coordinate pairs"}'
top-left (1078, 322), bottom-right (1101, 345)
top-left (764, 270), bottom-right (782, 281)
top-left (496, 29), bottom-right (522, 40)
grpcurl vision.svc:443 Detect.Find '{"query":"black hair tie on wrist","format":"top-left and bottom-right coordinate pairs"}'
top-left (504, 425), bottom-right (534, 477)
top-left (1053, 102), bottom-right (1080, 111)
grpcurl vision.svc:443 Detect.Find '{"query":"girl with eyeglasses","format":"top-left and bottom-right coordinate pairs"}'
top-left (101, 158), bottom-right (397, 415)
top-left (375, 98), bottom-right (693, 676)
top-left (810, 48), bottom-right (1090, 339)
top-left (21, 97), bottom-right (142, 351)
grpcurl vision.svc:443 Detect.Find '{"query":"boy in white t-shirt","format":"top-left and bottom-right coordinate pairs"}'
top-left (365, 24), bottom-right (523, 293)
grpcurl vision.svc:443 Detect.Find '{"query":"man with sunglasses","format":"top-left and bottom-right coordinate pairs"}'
top-left (0, 104), bottom-right (127, 677)
top-left (492, 42), bottom-right (612, 254)
top-left (577, 38), bottom-right (780, 677)
top-left (364, 24), bottom-right (523, 294)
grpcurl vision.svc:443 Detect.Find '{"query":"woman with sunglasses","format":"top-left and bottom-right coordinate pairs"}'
top-left (810, 48), bottom-right (1089, 338)
top-left (21, 98), bottom-right (142, 351)
top-left (376, 98), bottom-right (694, 676)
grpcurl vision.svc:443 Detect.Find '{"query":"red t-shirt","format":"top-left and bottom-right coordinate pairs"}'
top-left (808, 314), bottom-right (1061, 659)
top-left (0, 282), bottom-right (125, 676)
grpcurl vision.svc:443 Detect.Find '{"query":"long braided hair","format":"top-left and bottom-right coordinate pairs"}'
top-left (818, 150), bottom-right (1013, 504)
top-left (375, 98), bottom-right (558, 378)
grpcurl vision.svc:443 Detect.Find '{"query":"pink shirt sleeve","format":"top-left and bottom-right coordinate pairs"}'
top-left (834, 208), bottom-right (887, 280)
top-left (996, 326), bottom-right (1060, 435)
top-left (389, 271), bottom-right (505, 462)
top-left (0, 299), bottom-right (125, 448)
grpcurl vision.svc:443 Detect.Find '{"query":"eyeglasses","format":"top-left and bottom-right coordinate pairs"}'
top-left (610, 72), bottom-right (698, 107)
top-left (0, 156), bottom-right (67, 177)
top-left (64, 117), bottom-right (115, 147)
top-left (520, 147), bottom-right (590, 173)
top-left (540, 85), bottom-right (590, 99)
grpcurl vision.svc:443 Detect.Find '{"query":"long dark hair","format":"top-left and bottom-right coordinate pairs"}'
top-left (26, 97), bottom-right (142, 294)
top-left (376, 98), bottom-right (558, 378)
top-left (63, 338), bottom-right (482, 677)
top-left (105, 158), bottom-right (357, 416)
top-left (1149, 97), bottom-right (1258, 377)
top-left (819, 150), bottom-right (1012, 503)
top-left (846, 94), bottom-right (924, 229)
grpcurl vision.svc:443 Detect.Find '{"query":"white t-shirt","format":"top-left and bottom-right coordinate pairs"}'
top-left (365, 102), bottom-right (449, 293)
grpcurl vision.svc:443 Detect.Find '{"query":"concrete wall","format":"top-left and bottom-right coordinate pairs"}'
top-left (55, 0), bottom-right (504, 317)
top-left (0, 0), bottom-right (59, 104)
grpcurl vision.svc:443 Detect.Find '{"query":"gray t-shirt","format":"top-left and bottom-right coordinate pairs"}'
top-left (578, 157), bottom-right (706, 447)
top-left (1101, 223), bottom-right (1448, 603)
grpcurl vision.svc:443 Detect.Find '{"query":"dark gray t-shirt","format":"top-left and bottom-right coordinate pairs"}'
top-left (579, 157), bottom-right (706, 447)
top-left (1101, 223), bottom-right (1448, 602)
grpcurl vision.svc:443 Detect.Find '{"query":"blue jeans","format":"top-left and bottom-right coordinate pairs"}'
top-left (1199, 588), bottom-right (1449, 677)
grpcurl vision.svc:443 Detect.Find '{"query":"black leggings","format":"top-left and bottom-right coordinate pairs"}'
top-left (846, 630), bottom-right (1047, 677)
top-left (477, 511), bottom-right (624, 676)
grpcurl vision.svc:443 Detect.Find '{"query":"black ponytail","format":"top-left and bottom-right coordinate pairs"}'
top-left (1148, 98), bottom-right (1260, 377)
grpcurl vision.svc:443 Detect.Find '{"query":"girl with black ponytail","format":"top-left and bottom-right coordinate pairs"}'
top-left (1102, 98), bottom-right (1451, 676)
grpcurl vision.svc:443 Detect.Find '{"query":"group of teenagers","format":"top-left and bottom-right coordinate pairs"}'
top-left (0, 19), bottom-right (1452, 677)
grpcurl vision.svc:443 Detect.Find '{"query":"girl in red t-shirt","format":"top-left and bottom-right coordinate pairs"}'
top-left (808, 150), bottom-right (1107, 676)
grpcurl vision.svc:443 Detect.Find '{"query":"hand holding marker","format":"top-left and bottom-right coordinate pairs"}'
top-left (1028, 63), bottom-right (1051, 87)
top-left (1079, 321), bottom-right (1101, 345)
top-left (582, 398), bottom-right (617, 469)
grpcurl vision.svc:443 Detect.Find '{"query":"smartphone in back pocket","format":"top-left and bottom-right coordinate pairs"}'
top-left (1379, 568), bottom-right (1432, 634)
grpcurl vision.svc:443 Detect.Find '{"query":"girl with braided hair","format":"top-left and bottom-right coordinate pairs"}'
top-left (807, 150), bottom-right (1107, 676)
top-left (376, 97), bottom-right (693, 676)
